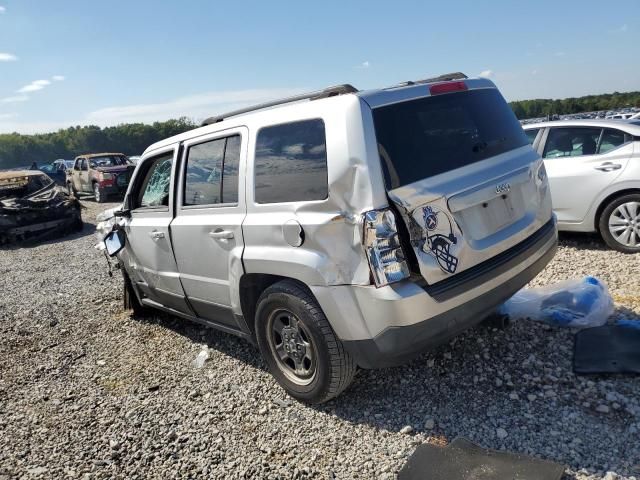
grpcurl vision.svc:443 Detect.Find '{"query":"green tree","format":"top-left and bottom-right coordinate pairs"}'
top-left (0, 117), bottom-right (197, 170)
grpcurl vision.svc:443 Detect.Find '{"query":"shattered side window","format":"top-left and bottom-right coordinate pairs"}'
top-left (137, 152), bottom-right (173, 208)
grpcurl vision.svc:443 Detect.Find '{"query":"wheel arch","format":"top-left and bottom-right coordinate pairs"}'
top-left (238, 274), bottom-right (317, 337)
top-left (594, 188), bottom-right (640, 233)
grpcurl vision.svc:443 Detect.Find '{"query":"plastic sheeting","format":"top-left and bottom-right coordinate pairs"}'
top-left (501, 276), bottom-right (614, 328)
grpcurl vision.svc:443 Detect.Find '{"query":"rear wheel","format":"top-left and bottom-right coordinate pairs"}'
top-left (93, 182), bottom-right (106, 203)
top-left (255, 280), bottom-right (357, 404)
top-left (599, 194), bottom-right (640, 253)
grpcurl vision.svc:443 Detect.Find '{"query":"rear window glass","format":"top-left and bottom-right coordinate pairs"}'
top-left (89, 156), bottom-right (127, 167)
top-left (254, 119), bottom-right (328, 204)
top-left (373, 88), bottom-right (528, 189)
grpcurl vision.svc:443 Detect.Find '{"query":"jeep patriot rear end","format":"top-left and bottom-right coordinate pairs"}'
top-left (104, 73), bottom-right (557, 403)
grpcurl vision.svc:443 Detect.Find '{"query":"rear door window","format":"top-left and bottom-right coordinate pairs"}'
top-left (543, 128), bottom-right (602, 158)
top-left (183, 134), bottom-right (241, 206)
top-left (373, 88), bottom-right (528, 189)
top-left (184, 138), bottom-right (225, 205)
top-left (254, 119), bottom-right (328, 204)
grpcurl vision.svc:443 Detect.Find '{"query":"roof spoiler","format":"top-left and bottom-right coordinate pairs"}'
top-left (391, 72), bottom-right (468, 88)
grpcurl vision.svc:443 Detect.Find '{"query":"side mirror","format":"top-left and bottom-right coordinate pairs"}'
top-left (104, 229), bottom-right (126, 257)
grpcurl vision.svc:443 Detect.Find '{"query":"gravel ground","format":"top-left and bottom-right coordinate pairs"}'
top-left (1, 199), bottom-right (639, 479)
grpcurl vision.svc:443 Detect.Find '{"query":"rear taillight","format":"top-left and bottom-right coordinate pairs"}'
top-left (363, 208), bottom-right (410, 287)
top-left (429, 81), bottom-right (468, 95)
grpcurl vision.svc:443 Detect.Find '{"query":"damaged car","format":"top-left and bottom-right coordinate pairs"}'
top-left (0, 170), bottom-right (82, 245)
top-left (101, 73), bottom-right (557, 403)
top-left (67, 153), bottom-right (134, 203)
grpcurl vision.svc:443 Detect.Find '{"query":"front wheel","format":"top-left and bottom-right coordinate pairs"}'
top-left (599, 194), bottom-right (640, 253)
top-left (123, 271), bottom-right (149, 316)
top-left (255, 280), bottom-right (357, 404)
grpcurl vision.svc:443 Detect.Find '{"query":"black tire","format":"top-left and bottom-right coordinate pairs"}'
top-left (255, 280), bottom-right (357, 404)
top-left (123, 271), bottom-right (149, 316)
top-left (71, 209), bottom-right (83, 233)
top-left (598, 193), bottom-right (640, 253)
top-left (93, 182), bottom-right (106, 203)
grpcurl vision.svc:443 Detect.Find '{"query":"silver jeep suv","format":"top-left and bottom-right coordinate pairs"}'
top-left (103, 73), bottom-right (557, 403)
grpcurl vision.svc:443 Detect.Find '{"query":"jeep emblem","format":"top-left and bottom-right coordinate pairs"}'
top-left (495, 182), bottom-right (511, 195)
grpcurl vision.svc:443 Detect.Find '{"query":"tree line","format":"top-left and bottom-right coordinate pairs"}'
top-left (509, 91), bottom-right (640, 120)
top-left (0, 118), bottom-right (197, 170)
top-left (1, 90), bottom-right (640, 170)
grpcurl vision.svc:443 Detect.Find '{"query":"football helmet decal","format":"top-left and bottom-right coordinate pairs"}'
top-left (421, 206), bottom-right (459, 274)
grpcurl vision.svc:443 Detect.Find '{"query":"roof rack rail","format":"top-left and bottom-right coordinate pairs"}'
top-left (201, 84), bottom-right (358, 126)
top-left (391, 72), bottom-right (468, 89)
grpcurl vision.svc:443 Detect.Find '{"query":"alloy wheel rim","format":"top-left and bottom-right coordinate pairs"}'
top-left (608, 201), bottom-right (640, 248)
top-left (94, 185), bottom-right (100, 201)
top-left (266, 309), bottom-right (316, 386)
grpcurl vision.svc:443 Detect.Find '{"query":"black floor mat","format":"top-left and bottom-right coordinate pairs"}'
top-left (398, 438), bottom-right (564, 480)
top-left (574, 325), bottom-right (640, 374)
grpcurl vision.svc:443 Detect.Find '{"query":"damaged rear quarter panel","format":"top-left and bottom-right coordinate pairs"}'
top-left (241, 96), bottom-right (390, 287)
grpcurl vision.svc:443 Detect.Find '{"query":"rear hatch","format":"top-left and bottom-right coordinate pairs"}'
top-left (96, 165), bottom-right (135, 187)
top-left (370, 82), bottom-right (552, 286)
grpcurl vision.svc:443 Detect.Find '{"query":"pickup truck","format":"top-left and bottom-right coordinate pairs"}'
top-left (67, 153), bottom-right (135, 203)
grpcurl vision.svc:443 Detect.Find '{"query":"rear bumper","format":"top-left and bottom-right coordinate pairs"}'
top-left (314, 217), bottom-right (557, 369)
top-left (99, 183), bottom-right (128, 196)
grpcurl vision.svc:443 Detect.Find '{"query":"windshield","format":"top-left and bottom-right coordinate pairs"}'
top-left (373, 88), bottom-right (528, 189)
top-left (89, 156), bottom-right (127, 168)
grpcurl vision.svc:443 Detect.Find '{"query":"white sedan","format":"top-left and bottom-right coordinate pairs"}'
top-left (524, 119), bottom-right (640, 253)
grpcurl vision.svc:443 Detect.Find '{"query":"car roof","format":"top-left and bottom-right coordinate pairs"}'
top-left (144, 76), bottom-right (497, 155)
top-left (523, 118), bottom-right (640, 135)
top-left (76, 152), bottom-right (125, 159)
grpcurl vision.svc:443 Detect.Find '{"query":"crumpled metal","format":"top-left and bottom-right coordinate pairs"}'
top-left (0, 173), bottom-right (82, 244)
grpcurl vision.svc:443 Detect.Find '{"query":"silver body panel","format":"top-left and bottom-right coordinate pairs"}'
top-left (115, 78), bottom-right (555, 349)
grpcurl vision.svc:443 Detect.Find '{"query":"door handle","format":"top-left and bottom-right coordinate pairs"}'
top-left (594, 162), bottom-right (622, 172)
top-left (148, 230), bottom-right (165, 239)
top-left (208, 230), bottom-right (234, 240)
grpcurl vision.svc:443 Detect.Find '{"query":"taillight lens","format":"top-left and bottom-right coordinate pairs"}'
top-left (429, 81), bottom-right (468, 95)
top-left (363, 208), bottom-right (410, 287)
